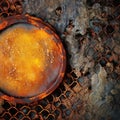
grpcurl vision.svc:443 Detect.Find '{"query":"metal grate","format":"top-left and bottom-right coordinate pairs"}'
top-left (0, 68), bottom-right (88, 120)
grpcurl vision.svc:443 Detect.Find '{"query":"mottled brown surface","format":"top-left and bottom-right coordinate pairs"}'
top-left (0, 0), bottom-right (120, 120)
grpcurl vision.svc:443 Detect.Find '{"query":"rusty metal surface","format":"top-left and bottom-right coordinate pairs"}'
top-left (0, 0), bottom-right (23, 19)
top-left (0, 0), bottom-right (120, 120)
top-left (0, 14), bottom-right (66, 103)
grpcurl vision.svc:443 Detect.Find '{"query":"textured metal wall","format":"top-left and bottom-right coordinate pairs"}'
top-left (0, 0), bottom-right (120, 120)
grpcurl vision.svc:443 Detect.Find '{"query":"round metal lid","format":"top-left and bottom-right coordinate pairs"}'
top-left (0, 14), bottom-right (66, 103)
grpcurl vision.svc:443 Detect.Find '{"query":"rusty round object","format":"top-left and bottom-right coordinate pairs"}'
top-left (0, 14), bottom-right (66, 103)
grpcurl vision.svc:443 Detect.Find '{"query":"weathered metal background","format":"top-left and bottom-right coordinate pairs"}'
top-left (0, 0), bottom-right (120, 120)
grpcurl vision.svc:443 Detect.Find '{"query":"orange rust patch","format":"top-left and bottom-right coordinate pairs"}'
top-left (0, 21), bottom-right (66, 101)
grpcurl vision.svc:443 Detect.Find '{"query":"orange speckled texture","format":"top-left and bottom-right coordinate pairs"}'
top-left (0, 22), bottom-right (65, 99)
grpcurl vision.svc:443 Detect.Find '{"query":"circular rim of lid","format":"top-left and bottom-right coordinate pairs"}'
top-left (0, 14), bottom-right (66, 103)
